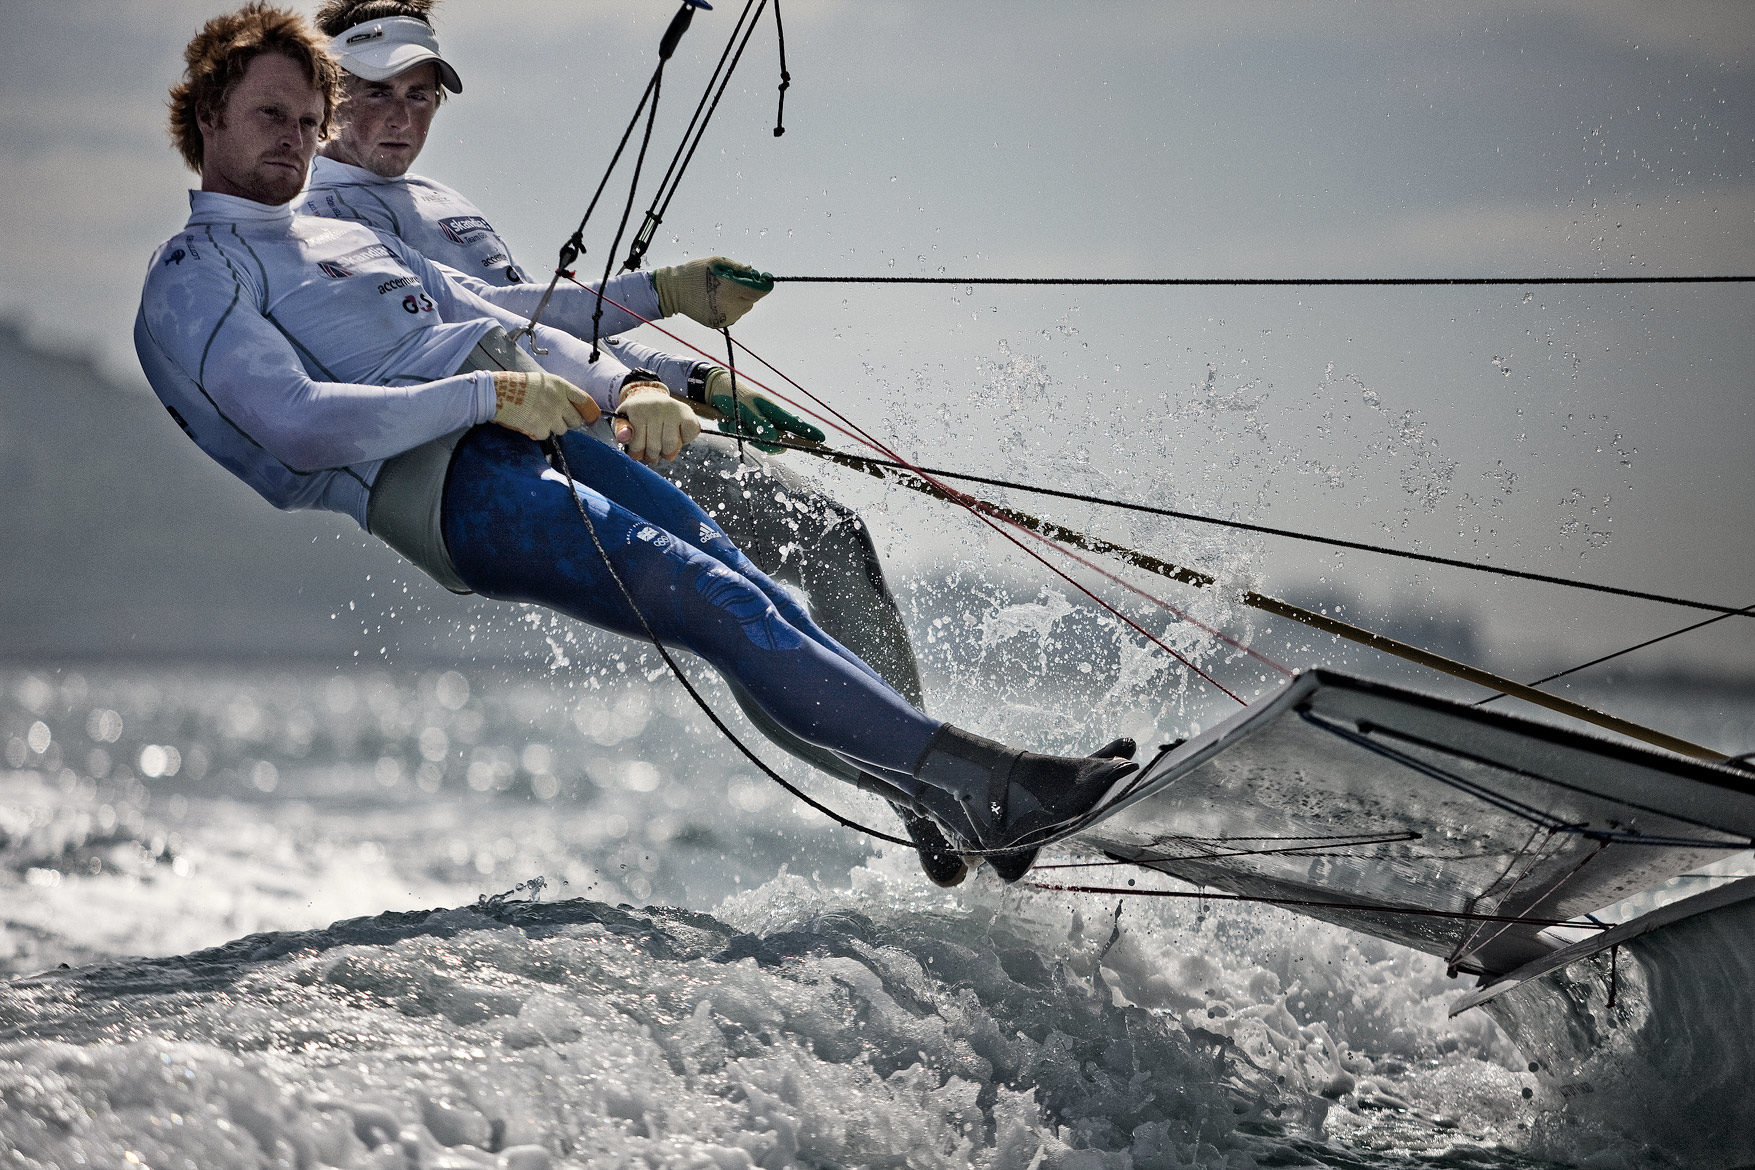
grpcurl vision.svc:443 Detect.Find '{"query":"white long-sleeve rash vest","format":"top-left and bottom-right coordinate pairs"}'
top-left (134, 190), bottom-right (634, 528)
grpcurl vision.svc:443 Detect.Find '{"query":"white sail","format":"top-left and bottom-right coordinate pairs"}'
top-left (1079, 670), bottom-right (1755, 978)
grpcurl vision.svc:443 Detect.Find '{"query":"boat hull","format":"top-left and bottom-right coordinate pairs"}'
top-left (1454, 878), bottom-right (1755, 1167)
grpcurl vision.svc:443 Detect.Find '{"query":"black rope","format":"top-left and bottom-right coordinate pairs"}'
top-left (772, 0), bottom-right (790, 137)
top-left (625, 0), bottom-right (771, 271)
top-left (590, 66), bottom-right (667, 359)
top-left (1477, 603), bottom-right (1755, 707)
top-left (508, 6), bottom-right (695, 348)
top-left (772, 274), bottom-right (1755, 287)
top-left (542, 438), bottom-right (910, 848)
top-left (722, 327), bottom-right (748, 463)
top-left (754, 437), bottom-right (1750, 618)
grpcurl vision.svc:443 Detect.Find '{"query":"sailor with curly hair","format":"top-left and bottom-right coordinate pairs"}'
top-left (133, 3), bottom-right (1139, 883)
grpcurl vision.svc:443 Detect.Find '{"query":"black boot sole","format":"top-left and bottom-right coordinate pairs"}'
top-left (899, 808), bottom-right (971, 886)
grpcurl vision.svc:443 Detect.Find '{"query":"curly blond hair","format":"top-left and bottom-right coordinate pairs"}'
top-left (169, 3), bottom-right (343, 172)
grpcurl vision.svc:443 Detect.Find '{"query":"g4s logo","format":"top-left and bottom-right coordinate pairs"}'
top-left (402, 291), bottom-right (436, 314)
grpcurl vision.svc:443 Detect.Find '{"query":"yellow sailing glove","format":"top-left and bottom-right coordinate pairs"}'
top-left (491, 370), bottom-right (599, 440)
top-left (616, 379), bottom-right (701, 464)
top-left (691, 368), bottom-right (825, 453)
top-left (652, 256), bottom-right (774, 328)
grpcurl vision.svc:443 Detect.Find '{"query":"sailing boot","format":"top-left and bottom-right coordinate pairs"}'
top-left (897, 738), bottom-right (1137, 887)
top-left (910, 726), bottom-right (1138, 883)
top-left (897, 805), bottom-right (972, 887)
top-left (986, 736), bottom-right (1136, 881)
top-left (847, 776), bottom-right (972, 887)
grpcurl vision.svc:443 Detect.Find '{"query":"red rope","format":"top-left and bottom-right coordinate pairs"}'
top-left (690, 325), bottom-right (1296, 684)
top-left (575, 279), bottom-right (1295, 702)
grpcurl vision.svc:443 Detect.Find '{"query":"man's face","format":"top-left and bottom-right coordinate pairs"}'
top-left (324, 63), bottom-right (441, 178)
top-left (198, 51), bottom-right (324, 205)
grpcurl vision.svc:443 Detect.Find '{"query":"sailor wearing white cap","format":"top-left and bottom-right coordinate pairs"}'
top-left (330, 13), bottom-right (462, 92)
top-left (304, 0), bottom-right (980, 884)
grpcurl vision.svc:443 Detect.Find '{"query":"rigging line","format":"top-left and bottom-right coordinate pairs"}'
top-left (568, 281), bottom-right (921, 474)
top-left (1475, 602), bottom-right (1755, 707)
top-left (745, 447), bottom-right (1749, 618)
top-left (731, 371), bottom-right (1260, 697)
top-left (507, 11), bottom-right (679, 348)
top-left (931, 476), bottom-right (1253, 705)
top-left (722, 326), bottom-right (749, 464)
top-left (1118, 831), bottom-right (1422, 845)
top-left (771, 0), bottom-right (789, 137)
top-left (770, 274), bottom-right (1755, 287)
top-left (1057, 843), bottom-right (1610, 868)
top-left (1091, 831), bottom-right (1427, 865)
top-left (704, 335), bottom-right (1296, 679)
top-left (1344, 717), bottom-right (1752, 833)
top-left (568, 282), bottom-right (920, 471)
top-left (1307, 712), bottom-right (1749, 845)
top-left (1447, 824), bottom-right (1562, 973)
top-left (1025, 882), bottom-right (1615, 932)
top-left (590, 63), bottom-right (668, 358)
top-left (570, 285), bottom-right (1268, 699)
top-left (825, 453), bottom-right (1732, 760)
top-left (1450, 836), bottom-right (1609, 975)
top-left (627, 0), bottom-right (772, 271)
top-left (1308, 709), bottom-right (1646, 835)
top-left (965, 496), bottom-right (1295, 683)
top-left (542, 438), bottom-right (912, 849)
top-left (769, 399), bottom-right (1272, 698)
top-left (575, 284), bottom-right (1735, 759)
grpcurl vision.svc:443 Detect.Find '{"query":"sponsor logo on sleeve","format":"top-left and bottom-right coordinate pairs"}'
top-left (439, 215), bottom-right (496, 245)
top-left (318, 242), bottom-right (396, 279)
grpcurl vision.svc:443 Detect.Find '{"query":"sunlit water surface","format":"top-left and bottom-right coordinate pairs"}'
top-left (3, 665), bottom-right (1748, 1169)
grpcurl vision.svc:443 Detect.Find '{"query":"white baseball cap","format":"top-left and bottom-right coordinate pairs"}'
top-left (330, 16), bottom-right (463, 93)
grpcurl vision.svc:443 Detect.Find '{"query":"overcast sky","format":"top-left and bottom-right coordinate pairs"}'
top-left (3, 0), bottom-right (1752, 686)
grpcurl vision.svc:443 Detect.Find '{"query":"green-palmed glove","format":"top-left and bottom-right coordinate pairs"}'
top-left (653, 256), bottom-right (774, 328)
top-left (696, 369), bottom-right (825, 453)
top-left (491, 370), bottom-right (599, 440)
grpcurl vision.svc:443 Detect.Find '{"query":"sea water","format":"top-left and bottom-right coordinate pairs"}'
top-left (1, 664), bottom-right (1747, 1169)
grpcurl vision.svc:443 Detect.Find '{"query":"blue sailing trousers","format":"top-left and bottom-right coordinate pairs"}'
top-left (441, 425), bottom-right (940, 786)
